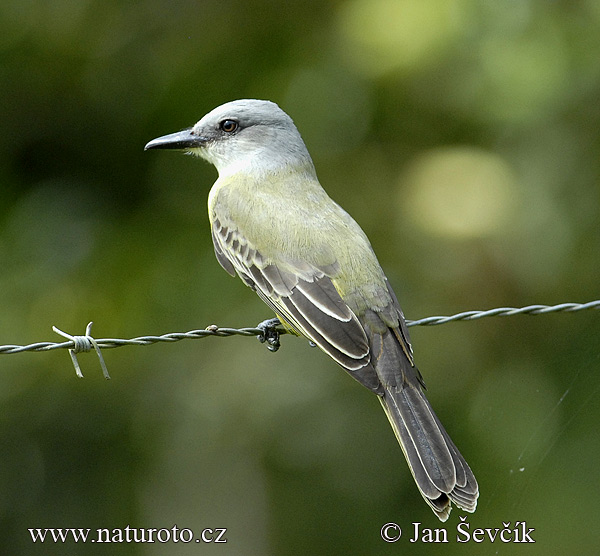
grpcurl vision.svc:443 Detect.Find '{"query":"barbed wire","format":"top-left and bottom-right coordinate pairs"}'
top-left (0, 300), bottom-right (597, 378)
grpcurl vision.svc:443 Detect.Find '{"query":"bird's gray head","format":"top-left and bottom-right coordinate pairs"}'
top-left (145, 99), bottom-right (314, 176)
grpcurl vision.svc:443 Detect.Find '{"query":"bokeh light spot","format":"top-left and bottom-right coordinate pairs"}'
top-left (337, 0), bottom-right (470, 76)
top-left (399, 146), bottom-right (519, 238)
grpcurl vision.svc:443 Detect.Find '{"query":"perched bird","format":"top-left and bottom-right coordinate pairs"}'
top-left (145, 99), bottom-right (478, 520)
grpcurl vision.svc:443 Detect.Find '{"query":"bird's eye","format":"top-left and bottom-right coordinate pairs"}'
top-left (220, 119), bottom-right (239, 133)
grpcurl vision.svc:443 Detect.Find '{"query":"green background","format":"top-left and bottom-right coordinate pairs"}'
top-left (1, 0), bottom-right (599, 554)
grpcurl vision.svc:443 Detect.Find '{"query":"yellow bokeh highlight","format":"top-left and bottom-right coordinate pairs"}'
top-left (337, 0), bottom-right (469, 76)
top-left (399, 147), bottom-right (519, 238)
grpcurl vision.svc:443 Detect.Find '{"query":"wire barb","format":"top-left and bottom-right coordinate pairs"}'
top-left (52, 322), bottom-right (111, 379)
top-left (0, 300), bottom-right (597, 376)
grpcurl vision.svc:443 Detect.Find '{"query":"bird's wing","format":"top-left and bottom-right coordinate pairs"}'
top-left (211, 216), bottom-right (381, 391)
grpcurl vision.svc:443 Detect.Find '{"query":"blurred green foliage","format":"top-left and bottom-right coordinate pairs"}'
top-left (1, 0), bottom-right (599, 554)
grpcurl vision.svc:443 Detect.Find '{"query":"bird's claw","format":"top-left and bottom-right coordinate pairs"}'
top-left (256, 317), bottom-right (282, 352)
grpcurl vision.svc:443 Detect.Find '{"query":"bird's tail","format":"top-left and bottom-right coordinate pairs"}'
top-left (379, 380), bottom-right (479, 521)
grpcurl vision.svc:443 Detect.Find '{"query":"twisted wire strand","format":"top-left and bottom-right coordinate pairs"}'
top-left (0, 300), bottom-right (597, 358)
top-left (405, 300), bottom-right (600, 326)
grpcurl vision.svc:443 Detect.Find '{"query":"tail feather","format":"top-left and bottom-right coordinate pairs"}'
top-left (365, 321), bottom-right (479, 520)
top-left (379, 384), bottom-right (478, 520)
top-left (394, 385), bottom-right (456, 492)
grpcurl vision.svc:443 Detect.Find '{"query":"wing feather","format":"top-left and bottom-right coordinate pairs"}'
top-left (295, 279), bottom-right (353, 321)
top-left (283, 278), bottom-right (369, 359)
top-left (211, 218), bottom-right (377, 383)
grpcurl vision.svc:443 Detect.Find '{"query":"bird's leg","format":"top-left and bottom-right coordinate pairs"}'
top-left (256, 317), bottom-right (282, 352)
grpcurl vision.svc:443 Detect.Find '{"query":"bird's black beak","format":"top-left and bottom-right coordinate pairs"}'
top-left (144, 129), bottom-right (207, 151)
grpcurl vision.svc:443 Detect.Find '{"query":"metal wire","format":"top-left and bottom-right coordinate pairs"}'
top-left (0, 300), bottom-right (598, 377)
top-left (404, 300), bottom-right (600, 326)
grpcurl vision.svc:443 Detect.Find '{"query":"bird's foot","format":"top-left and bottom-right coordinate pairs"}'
top-left (256, 317), bottom-right (282, 352)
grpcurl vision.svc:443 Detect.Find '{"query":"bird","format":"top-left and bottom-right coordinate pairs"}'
top-left (145, 99), bottom-right (478, 521)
